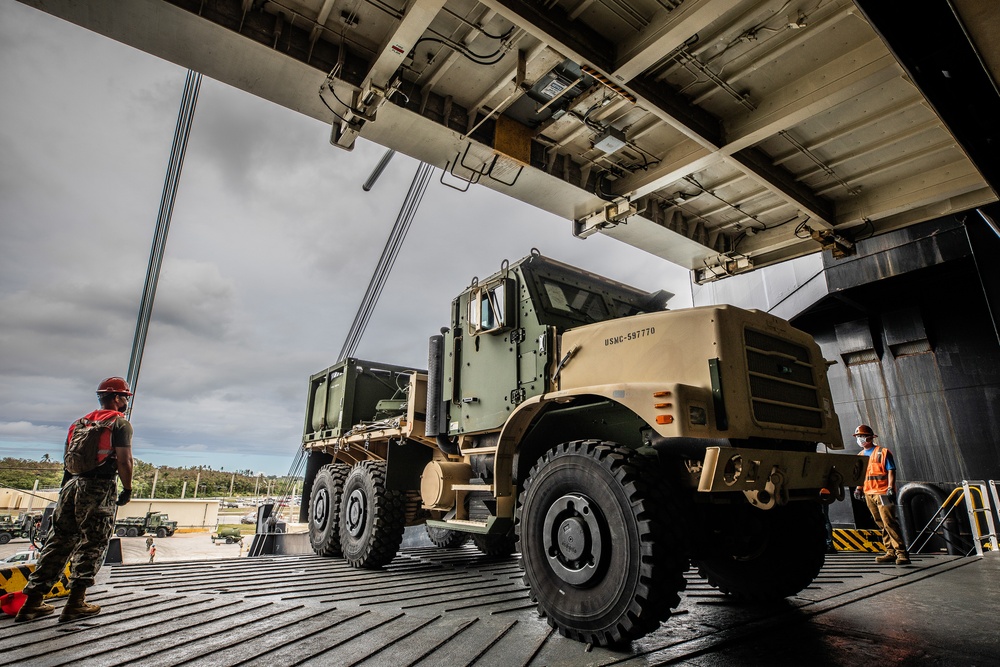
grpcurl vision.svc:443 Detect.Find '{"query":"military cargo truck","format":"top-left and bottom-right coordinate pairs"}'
top-left (114, 512), bottom-right (177, 538)
top-left (0, 514), bottom-right (32, 544)
top-left (298, 252), bottom-right (864, 646)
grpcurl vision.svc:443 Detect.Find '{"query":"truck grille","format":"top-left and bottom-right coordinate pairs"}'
top-left (744, 329), bottom-right (822, 428)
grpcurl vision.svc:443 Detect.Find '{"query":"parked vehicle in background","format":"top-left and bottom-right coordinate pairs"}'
top-left (211, 527), bottom-right (245, 544)
top-left (0, 514), bottom-right (37, 544)
top-left (114, 512), bottom-right (178, 538)
top-left (1, 550), bottom-right (39, 565)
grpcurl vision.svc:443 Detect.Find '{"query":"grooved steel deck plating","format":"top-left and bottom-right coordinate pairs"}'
top-left (3, 547), bottom-right (998, 666)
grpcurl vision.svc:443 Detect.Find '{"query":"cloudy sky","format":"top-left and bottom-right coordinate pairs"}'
top-left (0, 0), bottom-right (693, 476)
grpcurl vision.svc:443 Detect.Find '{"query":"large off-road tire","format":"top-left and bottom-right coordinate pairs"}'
top-left (339, 460), bottom-right (406, 568)
top-left (115, 528), bottom-right (127, 537)
top-left (516, 440), bottom-right (687, 646)
top-left (694, 501), bottom-right (826, 601)
top-left (471, 531), bottom-right (517, 557)
top-left (309, 463), bottom-right (350, 557)
top-left (0, 532), bottom-right (11, 545)
top-left (126, 528), bottom-right (139, 538)
top-left (156, 527), bottom-right (167, 539)
top-left (425, 525), bottom-right (470, 549)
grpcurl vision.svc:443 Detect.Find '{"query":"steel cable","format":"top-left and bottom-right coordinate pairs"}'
top-left (126, 70), bottom-right (202, 418)
top-left (338, 161), bottom-right (434, 361)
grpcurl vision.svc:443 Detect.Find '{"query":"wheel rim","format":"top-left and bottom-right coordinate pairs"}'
top-left (542, 493), bottom-right (605, 586)
top-left (313, 487), bottom-right (329, 530)
top-left (345, 488), bottom-right (367, 537)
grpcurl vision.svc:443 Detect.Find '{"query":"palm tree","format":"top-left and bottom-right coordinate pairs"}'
top-left (40, 453), bottom-right (51, 463)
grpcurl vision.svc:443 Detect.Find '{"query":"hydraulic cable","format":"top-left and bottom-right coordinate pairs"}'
top-left (126, 70), bottom-right (201, 419)
top-left (338, 161), bottom-right (434, 361)
top-left (280, 162), bottom-right (433, 517)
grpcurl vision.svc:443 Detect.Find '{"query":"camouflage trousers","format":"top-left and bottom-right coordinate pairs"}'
top-left (24, 477), bottom-right (117, 594)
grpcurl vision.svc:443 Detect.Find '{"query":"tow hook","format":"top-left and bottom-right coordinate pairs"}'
top-left (743, 466), bottom-right (788, 510)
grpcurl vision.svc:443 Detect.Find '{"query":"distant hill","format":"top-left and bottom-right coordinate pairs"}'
top-left (0, 457), bottom-right (300, 499)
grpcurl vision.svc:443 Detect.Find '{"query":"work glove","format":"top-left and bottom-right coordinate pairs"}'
top-left (853, 488), bottom-right (863, 501)
top-left (116, 489), bottom-right (132, 506)
top-left (885, 487), bottom-right (895, 498)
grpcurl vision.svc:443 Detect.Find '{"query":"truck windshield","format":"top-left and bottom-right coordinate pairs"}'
top-left (538, 277), bottom-right (649, 325)
top-left (542, 280), bottom-right (609, 322)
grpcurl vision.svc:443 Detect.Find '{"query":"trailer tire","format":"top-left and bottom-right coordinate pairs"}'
top-left (694, 501), bottom-right (826, 601)
top-left (156, 528), bottom-right (167, 539)
top-left (339, 460), bottom-right (406, 568)
top-left (309, 463), bottom-right (350, 557)
top-left (225, 537), bottom-right (234, 544)
top-left (471, 531), bottom-right (516, 557)
top-left (115, 528), bottom-right (127, 537)
top-left (0, 532), bottom-right (10, 545)
top-left (425, 525), bottom-right (469, 549)
top-left (126, 528), bottom-right (139, 538)
top-left (516, 440), bottom-right (687, 647)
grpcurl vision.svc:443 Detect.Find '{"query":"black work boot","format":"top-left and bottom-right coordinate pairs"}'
top-left (14, 592), bottom-right (55, 622)
top-left (59, 587), bottom-right (101, 622)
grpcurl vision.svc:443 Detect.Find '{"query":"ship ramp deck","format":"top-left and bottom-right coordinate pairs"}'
top-left (2, 548), bottom-right (998, 666)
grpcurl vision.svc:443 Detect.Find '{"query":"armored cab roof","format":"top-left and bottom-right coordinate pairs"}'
top-left (467, 252), bottom-right (674, 330)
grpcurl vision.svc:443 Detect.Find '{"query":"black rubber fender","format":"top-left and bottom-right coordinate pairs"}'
top-left (898, 482), bottom-right (960, 555)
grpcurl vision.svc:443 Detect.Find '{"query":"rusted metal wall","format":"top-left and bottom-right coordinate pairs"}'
top-left (793, 211), bottom-right (1000, 486)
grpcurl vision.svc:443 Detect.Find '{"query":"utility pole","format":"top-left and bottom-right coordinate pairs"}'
top-left (151, 469), bottom-right (159, 499)
top-left (194, 472), bottom-right (201, 499)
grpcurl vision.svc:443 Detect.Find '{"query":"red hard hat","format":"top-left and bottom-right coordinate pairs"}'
top-left (854, 424), bottom-right (877, 438)
top-left (1, 591), bottom-right (27, 616)
top-left (97, 377), bottom-right (133, 396)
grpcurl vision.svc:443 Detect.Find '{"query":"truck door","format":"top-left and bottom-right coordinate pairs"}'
top-left (453, 276), bottom-right (521, 434)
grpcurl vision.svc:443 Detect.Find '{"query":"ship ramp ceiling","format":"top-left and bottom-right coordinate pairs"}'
top-left (19, 0), bottom-right (1000, 282)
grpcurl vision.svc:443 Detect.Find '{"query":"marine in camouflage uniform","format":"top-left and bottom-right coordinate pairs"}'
top-left (15, 377), bottom-right (134, 623)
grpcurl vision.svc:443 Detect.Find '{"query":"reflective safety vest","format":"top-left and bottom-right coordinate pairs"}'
top-left (863, 446), bottom-right (891, 495)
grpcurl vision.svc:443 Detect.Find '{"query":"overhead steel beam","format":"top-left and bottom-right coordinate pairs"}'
top-left (332, 0), bottom-right (448, 150)
top-left (612, 0), bottom-right (742, 82)
top-left (689, 2), bottom-right (857, 107)
top-left (776, 96), bottom-right (925, 165)
top-left (478, 0), bottom-right (614, 71)
top-left (722, 40), bottom-right (899, 154)
top-left (609, 141), bottom-right (719, 199)
top-left (854, 0), bottom-right (1000, 199)
top-left (478, 0), bottom-right (846, 229)
top-left (836, 160), bottom-right (987, 224)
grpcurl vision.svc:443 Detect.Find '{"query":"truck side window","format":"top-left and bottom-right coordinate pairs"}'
top-left (469, 281), bottom-right (510, 334)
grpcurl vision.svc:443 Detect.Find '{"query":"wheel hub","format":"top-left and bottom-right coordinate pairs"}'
top-left (542, 493), bottom-right (604, 586)
top-left (345, 488), bottom-right (367, 537)
top-left (313, 488), bottom-right (329, 529)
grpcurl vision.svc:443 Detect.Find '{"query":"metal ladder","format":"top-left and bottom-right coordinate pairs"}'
top-left (963, 480), bottom-right (999, 556)
top-left (911, 480), bottom-right (998, 556)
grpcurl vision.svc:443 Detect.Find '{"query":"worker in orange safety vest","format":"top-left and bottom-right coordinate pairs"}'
top-left (853, 425), bottom-right (910, 565)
